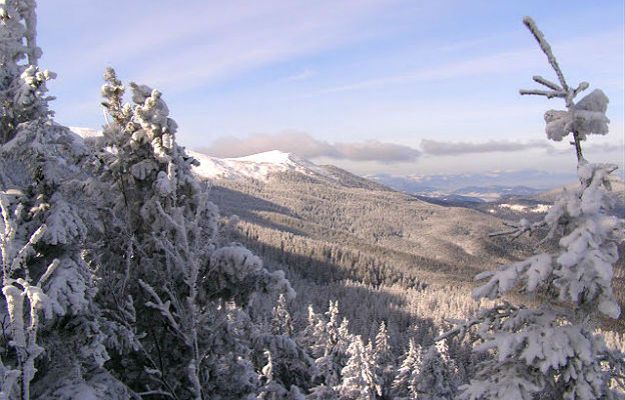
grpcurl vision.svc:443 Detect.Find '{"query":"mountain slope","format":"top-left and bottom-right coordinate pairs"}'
top-left (206, 164), bottom-right (528, 286)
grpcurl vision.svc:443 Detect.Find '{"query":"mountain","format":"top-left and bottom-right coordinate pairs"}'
top-left (186, 150), bottom-right (624, 333)
top-left (186, 148), bottom-right (525, 282)
top-left (189, 149), bottom-right (331, 182)
top-left (190, 149), bottom-right (391, 191)
top-left (457, 178), bottom-right (625, 224)
top-left (371, 170), bottom-right (577, 202)
top-left (65, 128), bottom-right (533, 285)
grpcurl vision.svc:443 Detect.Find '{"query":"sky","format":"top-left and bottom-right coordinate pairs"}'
top-left (37, 1), bottom-right (624, 178)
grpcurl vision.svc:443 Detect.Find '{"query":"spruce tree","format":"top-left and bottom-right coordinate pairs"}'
top-left (1, 1), bottom-right (127, 398)
top-left (95, 68), bottom-right (297, 399)
top-left (272, 293), bottom-right (294, 337)
top-left (0, 0), bottom-right (54, 145)
top-left (452, 17), bottom-right (625, 400)
top-left (311, 301), bottom-right (352, 388)
top-left (372, 321), bottom-right (394, 399)
top-left (338, 337), bottom-right (380, 400)
top-left (391, 339), bottom-right (422, 400)
top-left (416, 344), bottom-right (455, 400)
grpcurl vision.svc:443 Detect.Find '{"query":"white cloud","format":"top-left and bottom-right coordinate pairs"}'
top-left (110, 0), bottom-right (405, 90)
top-left (200, 131), bottom-right (421, 162)
top-left (421, 139), bottom-right (553, 156)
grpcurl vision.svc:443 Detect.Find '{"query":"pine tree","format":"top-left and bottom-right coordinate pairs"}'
top-left (258, 351), bottom-right (289, 399)
top-left (372, 321), bottom-right (394, 399)
top-left (272, 293), bottom-right (294, 337)
top-left (0, 0), bottom-right (54, 145)
top-left (451, 17), bottom-right (625, 400)
top-left (415, 344), bottom-right (455, 400)
top-left (391, 339), bottom-right (422, 400)
top-left (300, 305), bottom-right (325, 355)
top-left (338, 337), bottom-right (380, 400)
top-left (306, 384), bottom-right (338, 400)
top-left (311, 301), bottom-right (352, 387)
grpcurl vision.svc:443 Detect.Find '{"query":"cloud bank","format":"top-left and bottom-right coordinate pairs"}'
top-left (201, 133), bottom-right (620, 166)
top-left (200, 131), bottom-right (422, 163)
top-left (420, 139), bottom-right (553, 156)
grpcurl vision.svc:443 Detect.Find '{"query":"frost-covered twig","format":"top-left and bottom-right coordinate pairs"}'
top-left (518, 89), bottom-right (565, 99)
top-left (139, 280), bottom-right (184, 339)
top-left (2, 276), bottom-right (54, 399)
top-left (519, 17), bottom-right (608, 163)
top-left (522, 17), bottom-right (569, 92)
top-left (136, 389), bottom-right (176, 399)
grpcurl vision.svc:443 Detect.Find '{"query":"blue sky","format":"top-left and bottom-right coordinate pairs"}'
top-left (37, 1), bottom-right (624, 176)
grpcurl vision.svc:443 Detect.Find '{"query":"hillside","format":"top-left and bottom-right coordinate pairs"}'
top-left (187, 150), bottom-right (625, 335)
top-left (185, 151), bottom-right (542, 337)
top-left (208, 168), bottom-right (526, 285)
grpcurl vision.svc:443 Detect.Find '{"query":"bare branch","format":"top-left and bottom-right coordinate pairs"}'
top-left (437, 302), bottom-right (519, 342)
top-left (489, 220), bottom-right (546, 239)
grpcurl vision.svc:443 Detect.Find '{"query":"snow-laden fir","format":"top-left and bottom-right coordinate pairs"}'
top-left (1, 2), bottom-right (624, 399)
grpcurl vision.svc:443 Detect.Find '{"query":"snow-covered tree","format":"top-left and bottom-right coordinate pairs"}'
top-left (95, 68), bottom-right (296, 399)
top-left (452, 17), bottom-right (625, 400)
top-left (0, 0), bottom-right (55, 145)
top-left (415, 344), bottom-right (455, 400)
top-left (391, 339), bottom-right (422, 400)
top-left (309, 301), bottom-right (353, 388)
top-left (273, 293), bottom-right (294, 337)
top-left (257, 350), bottom-right (307, 400)
top-left (306, 384), bottom-right (338, 400)
top-left (300, 305), bottom-right (325, 353)
top-left (338, 337), bottom-right (380, 400)
top-left (0, 1), bottom-right (130, 398)
top-left (372, 321), bottom-right (394, 399)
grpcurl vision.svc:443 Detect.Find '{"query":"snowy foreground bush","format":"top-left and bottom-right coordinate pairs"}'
top-left (1, 2), bottom-right (624, 399)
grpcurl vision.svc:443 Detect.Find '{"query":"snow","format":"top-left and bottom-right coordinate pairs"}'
top-left (68, 127), bottom-right (101, 139)
top-left (187, 149), bottom-right (330, 182)
top-left (236, 149), bottom-right (298, 164)
top-left (498, 203), bottom-right (550, 213)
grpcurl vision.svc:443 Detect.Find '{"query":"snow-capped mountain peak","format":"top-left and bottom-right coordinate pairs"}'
top-left (235, 150), bottom-right (300, 165)
top-left (68, 127), bottom-right (327, 182)
top-left (188, 150), bottom-right (329, 182)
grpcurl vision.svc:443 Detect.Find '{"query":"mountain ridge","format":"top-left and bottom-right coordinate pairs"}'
top-left (188, 149), bottom-right (333, 182)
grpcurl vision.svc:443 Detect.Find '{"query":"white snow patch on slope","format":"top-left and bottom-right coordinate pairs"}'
top-left (498, 203), bottom-right (550, 213)
top-left (69, 127), bottom-right (102, 138)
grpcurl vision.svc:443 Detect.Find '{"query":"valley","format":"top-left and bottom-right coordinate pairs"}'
top-left (188, 150), bottom-right (625, 340)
